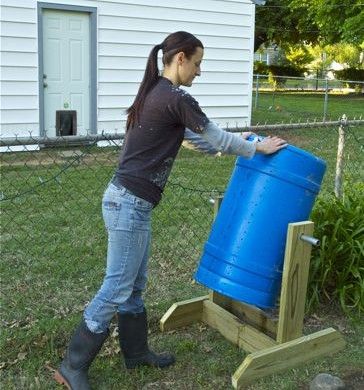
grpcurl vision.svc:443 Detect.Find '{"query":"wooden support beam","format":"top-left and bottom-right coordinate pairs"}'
top-left (213, 195), bottom-right (224, 218)
top-left (232, 327), bottom-right (346, 389)
top-left (202, 300), bottom-right (277, 353)
top-left (210, 291), bottom-right (278, 337)
top-left (277, 221), bottom-right (315, 343)
top-left (160, 218), bottom-right (345, 388)
top-left (160, 295), bottom-right (208, 331)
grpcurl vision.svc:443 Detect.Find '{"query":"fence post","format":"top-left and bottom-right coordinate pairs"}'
top-left (334, 114), bottom-right (347, 198)
top-left (272, 78), bottom-right (276, 108)
top-left (255, 74), bottom-right (260, 109)
top-left (323, 78), bottom-right (329, 121)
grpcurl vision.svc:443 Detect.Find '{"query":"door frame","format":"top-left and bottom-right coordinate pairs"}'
top-left (37, 2), bottom-right (97, 136)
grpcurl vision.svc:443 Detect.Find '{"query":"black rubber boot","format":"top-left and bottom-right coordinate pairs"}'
top-left (54, 319), bottom-right (108, 390)
top-left (117, 309), bottom-right (175, 369)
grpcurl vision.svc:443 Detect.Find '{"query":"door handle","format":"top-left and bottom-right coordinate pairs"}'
top-left (43, 82), bottom-right (48, 88)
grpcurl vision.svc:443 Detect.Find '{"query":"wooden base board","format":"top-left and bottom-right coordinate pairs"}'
top-left (202, 300), bottom-right (277, 353)
top-left (209, 291), bottom-right (278, 337)
top-left (232, 327), bottom-right (346, 389)
top-left (160, 294), bottom-right (277, 337)
top-left (160, 221), bottom-right (345, 387)
top-left (160, 297), bottom-right (346, 389)
top-left (160, 295), bottom-right (208, 331)
top-left (160, 295), bottom-right (277, 353)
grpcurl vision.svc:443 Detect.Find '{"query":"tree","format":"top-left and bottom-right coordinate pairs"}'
top-left (285, 45), bottom-right (314, 69)
top-left (255, 0), bottom-right (364, 51)
top-left (325, 43), bottom-right (363, 68)
top-left (290, 0), bottom-right (364, 45)
top-left (305, 45), bottom-right (332, 78)
top-left (254, 0), bottom-right (306, 51)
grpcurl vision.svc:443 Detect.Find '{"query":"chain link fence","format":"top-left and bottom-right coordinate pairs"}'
top-left (1, 119), bottom-right (363, 288)
top-left (253, 75), bottom-right (364, 122)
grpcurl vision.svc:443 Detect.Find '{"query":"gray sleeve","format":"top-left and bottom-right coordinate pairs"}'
top-left (183, 128), bottom-right (220, 154)
top-left (199, 121), bottom-right (257, 158)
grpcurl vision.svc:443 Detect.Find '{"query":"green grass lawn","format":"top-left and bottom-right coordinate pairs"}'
top-left (1, 93), bottom-right (363, 389)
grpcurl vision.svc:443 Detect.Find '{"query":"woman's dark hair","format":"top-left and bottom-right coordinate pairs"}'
top-left (126, 31), bottom-right (204, 130)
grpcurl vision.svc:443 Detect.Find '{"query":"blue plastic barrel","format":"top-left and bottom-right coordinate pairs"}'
top-left (194, 142), bottom-right (326, 308)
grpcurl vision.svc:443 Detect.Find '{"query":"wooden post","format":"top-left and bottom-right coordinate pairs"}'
top-left (254, 74), bottom-right (260, 109)
top-left (276, 221), bottom-right (314, 343)
top-left (213, 195), bottom-right (223, 219)
top-left (323, 78), bottom-right (329, 121)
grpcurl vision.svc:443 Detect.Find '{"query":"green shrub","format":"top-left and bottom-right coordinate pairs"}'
top-left (334, 68), bottom-right (364, 92)
top-left (267, 65), bottom-right (304, 89)
top-left (308, 183), bottom-right (364, 315)
top-left (334, 68), bottom-right (364, 82)
top-left (254, 60), bottom-right (269, 75)
top-left (254, 63), bottom-right (305, 88)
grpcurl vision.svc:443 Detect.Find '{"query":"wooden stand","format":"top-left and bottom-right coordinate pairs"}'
top-left (160, 206), bottom-right (345, 388)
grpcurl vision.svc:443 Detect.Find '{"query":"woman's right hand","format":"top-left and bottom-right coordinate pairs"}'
top-left (255, 136), bottom-right (287, 155)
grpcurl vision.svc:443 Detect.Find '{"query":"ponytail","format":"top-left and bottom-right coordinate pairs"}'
top-left (126, 44), bottom-right (162, 130)
top-left (126, 32), bottom-right (203, 131)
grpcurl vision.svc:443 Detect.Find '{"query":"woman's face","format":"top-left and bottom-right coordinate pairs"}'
top-left (177, 47), bottom-right (204, 87)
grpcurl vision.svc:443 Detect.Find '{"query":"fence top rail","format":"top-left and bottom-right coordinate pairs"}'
top-left (1, 119), bottom-right (363, 147)
top-left (0, 132), bottom-right (125, 147)
top-left (240, 118), bottom-right (363, 133)
top-left (254, 74), bottom-right (364, 84)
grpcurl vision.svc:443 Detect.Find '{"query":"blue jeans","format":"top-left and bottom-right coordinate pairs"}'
top-left (84, 181), bottom-right (153, 333)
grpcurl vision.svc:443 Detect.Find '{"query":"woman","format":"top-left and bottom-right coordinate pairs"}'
top-left (54, 31), bottom-right (286, 389)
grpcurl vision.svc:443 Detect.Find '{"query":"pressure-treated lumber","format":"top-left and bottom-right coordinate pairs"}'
top-left (160, 220), bottom-right (346, 389)
top-left (210, 291), bottom-right (278, 337)
top-left (277, 221), bottom-right (314, 343)
top-left (160, 295), bottom-right (208, 331)
top-left (160, 295), bottom-right (277, 352)
top-left (202, 300), bottom-right (277, 353)
top-left (232, 327), bottom-right (346, 389)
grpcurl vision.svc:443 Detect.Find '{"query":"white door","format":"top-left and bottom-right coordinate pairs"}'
top-left (42, 9), bottom-right (90, 136)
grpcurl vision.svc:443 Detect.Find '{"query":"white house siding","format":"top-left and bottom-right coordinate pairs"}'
top-left (1, 0), bottom-right (256, 139)
top-left (1, 1), bottom-right (38, 139)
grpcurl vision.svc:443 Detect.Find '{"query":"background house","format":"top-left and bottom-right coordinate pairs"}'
top-left (254, 45), bottom-right (282, 66)
top-left (1, 0), bottom-right (261, 144)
